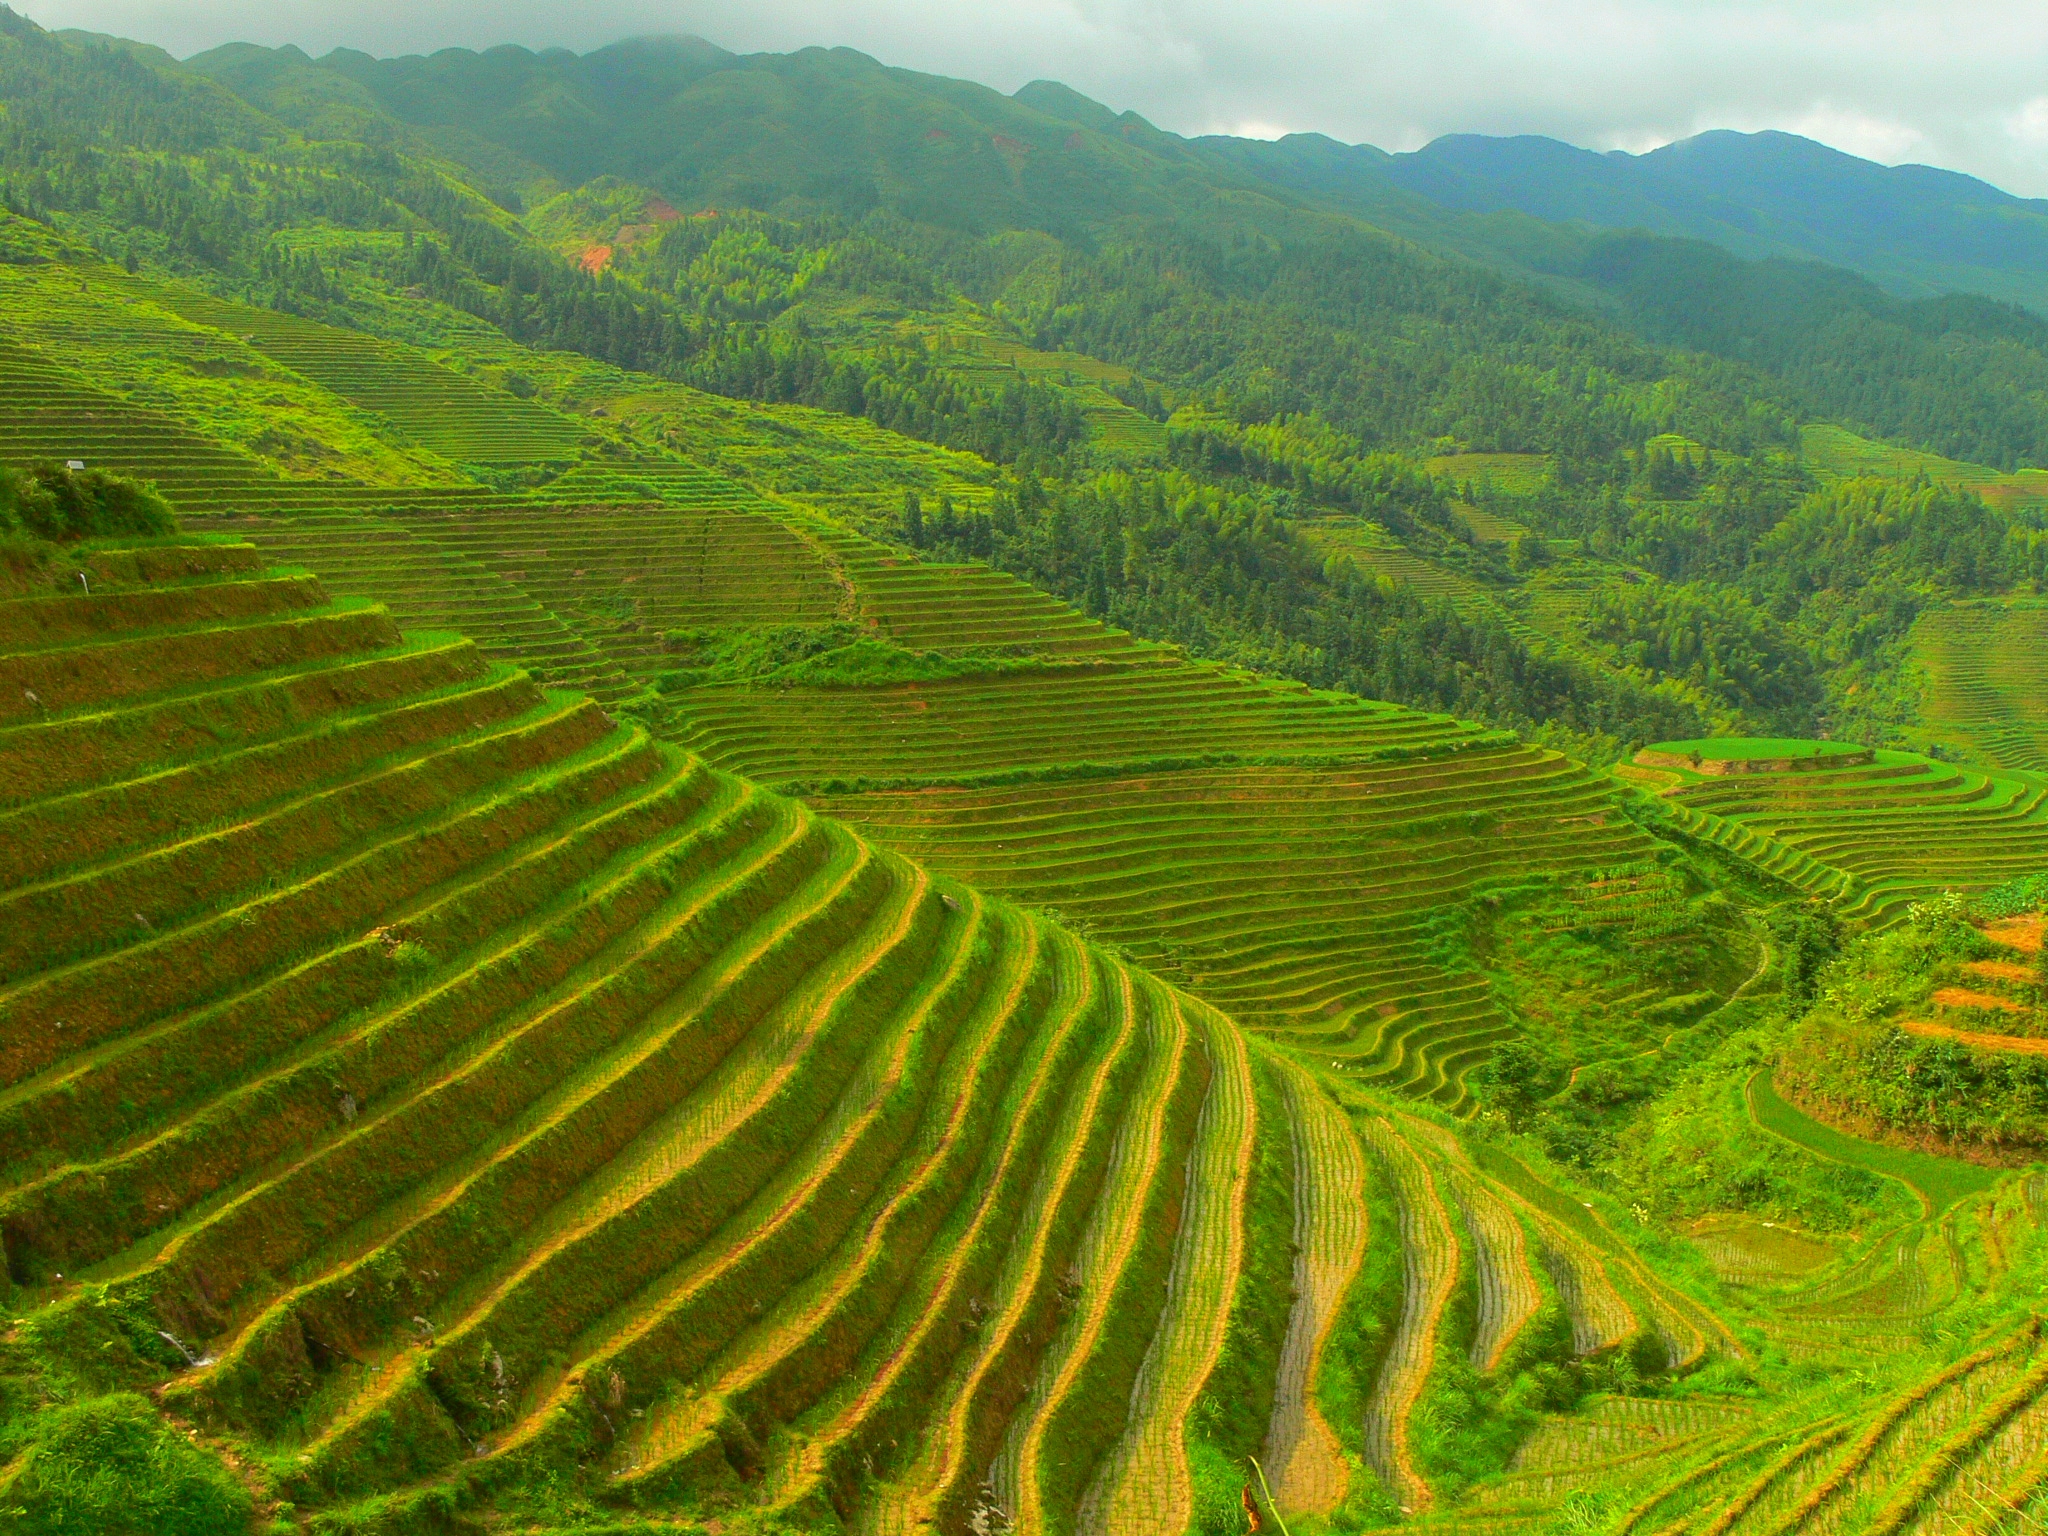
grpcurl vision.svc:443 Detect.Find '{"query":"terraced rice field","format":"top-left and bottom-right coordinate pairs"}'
top-left (1290, 1110), bottom-right (1748, 1522)
top-left (1688, 1215), bottom-right (1842, 1288)
top-left (10, 513), bottom-right (2011, 1536)
top-left (687, 668), bottom-right (1489, 786)
top-left (1913, 600), bottom-right (2048, 773)
top-left (0, 543), bottom-right (1307, 1533)
top-left (15, 235), bottom-right (2048, 1536)
top-left (934, 332), bottom-right (1167, 458)
top-left (1610, 1324), bottom-right (2048, 1536)
top-left (1426, 452), bottom-right (1555, 496)
top-left (129, 279), bottom-right (591, 465)
top-left (1801, 423), bottom-right (2048, 517)
top-left (1471, 1160), bottom-right (2048, 1529)
top-left (1299, 516), bottom-right (1563, 654)
top-left (1654, 749), bottom-right (2048, 925)
top-left (0, 328), bottom-right (686, 522)
top-left (19, 337), bottom-right (1700, 1120)
top-left (197, 512), bottom-right (641, 704)
top-left (816, 744), bottom-right (1657, 1110)
top-left (208, 500), bottom-right (846, 701)
top-left (164, 483), bottom-right (1719, 1118)
top-left (1509, 1395), bottom-right (1757, 1477)
top-left (1301, 518), bottom-right (1481, 602)
top-left (1748, 1072), bottom-right (2000, 1220)
top-left (0, 334), bottom-right (389, 515)
top-left (1453, 503), bottom-right (1533, 544)
top-left (797, 519), bottom-right (1160, 661)
top-left (0, 257), bottom-right (784, 529)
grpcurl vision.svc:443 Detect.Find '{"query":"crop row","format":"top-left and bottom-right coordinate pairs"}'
top-left (1263, 1058), bottom-right (1369, 1518)
top-left (1358, 1117), bottom-right (1462, 1514)
top-left (822, 752), bottom-right (1654, 1110)
top-left (1913, 600), bottom-right (2048, 774)
top-left (1666, 751), bottom-right (2048, 925)
top-left (1078, 1006), bottom-right (1255, 1534)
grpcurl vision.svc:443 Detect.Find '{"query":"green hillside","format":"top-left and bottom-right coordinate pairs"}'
top-left (6, 8), bottom-right (2048, 1536)
top-left (177, 31), bottom-right (2048, 475)
top-left (0, 535), bottom-right (1792, 1536)
top-left (0, 536), bottom-right (1272, 1533)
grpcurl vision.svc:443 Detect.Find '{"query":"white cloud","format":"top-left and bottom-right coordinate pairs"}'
top-left (20, 0), bottom-right (2048, 196)
top-left (2009, 97), bottom-right (2048, 147)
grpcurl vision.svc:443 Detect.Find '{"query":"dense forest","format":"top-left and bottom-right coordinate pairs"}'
top-left (899, 471), bottom-right (1708, 746)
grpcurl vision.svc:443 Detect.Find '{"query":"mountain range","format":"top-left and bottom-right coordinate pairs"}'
top-left (182, 32), bottom-right (2048, 318)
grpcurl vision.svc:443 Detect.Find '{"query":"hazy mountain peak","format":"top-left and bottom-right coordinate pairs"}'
top-left (1011, 78), bottom-right (1123, 132)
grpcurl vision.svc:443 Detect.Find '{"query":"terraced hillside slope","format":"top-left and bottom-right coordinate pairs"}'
top-left (2, 536), bottom-right (1474, 1535)
top-left (0, 239), bottom-right (1747, 1115)
top-left (9, 429), bottom-right (2044, 1536)
top-left (223, 494), bottom-right (1730, 1115)
top-left (0, 220), bottom-right (805, 522)
top-left (1539, 1249), bottom-right (2048, 1536)
top-left (205, 497), bottom-right (845, 707)
top-left (635, 538), bottom-right (1750, 1111)
top-left (1639, 738), bottom-right (2048, 926)
top-left (1912, 600), bottom-right (2048, 773)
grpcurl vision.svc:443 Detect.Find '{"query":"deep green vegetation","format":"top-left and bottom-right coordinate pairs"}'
top-left (0, 460), bottom-right (174, 543)
top-left (1777, 887), bottom-right (2048, 1156)
top-left (0, 1391), bottom-right (254, 1536)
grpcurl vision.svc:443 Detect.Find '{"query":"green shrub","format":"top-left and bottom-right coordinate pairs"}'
top-left (0, 462), bottom-right (175, 543)
top-left (0, 1393), bottom-right (253, 1536)
top-left (1974, 872), bottom-right (2048, 921)
top-left (654, 623), bottom-right (1056, 693)
top-left (1187, 1439), bottom-right (1252, 1534)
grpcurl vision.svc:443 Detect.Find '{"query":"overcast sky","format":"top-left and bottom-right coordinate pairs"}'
top-left (24, 0), bottom-right (2048, 197)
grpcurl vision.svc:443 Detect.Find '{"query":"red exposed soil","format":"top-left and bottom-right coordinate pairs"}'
top-left (1968, 959), bottom-right (2037, 985)
top-left (924, 127), bottom-right (951, 142)
top-left (579, 244), bottom-right (613, 275)
top-left (1986, 914), bottom-right (2045, 954)
top-left (1901, 1017), bottom-right (2048, 1056)
top-left (645, 197), bottom-right (681, 222)
top-left (1934, 986), bottom-right (2026, 1014)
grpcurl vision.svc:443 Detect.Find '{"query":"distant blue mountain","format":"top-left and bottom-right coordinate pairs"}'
top-left (1199, 126), bottom-right (2048, 315)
